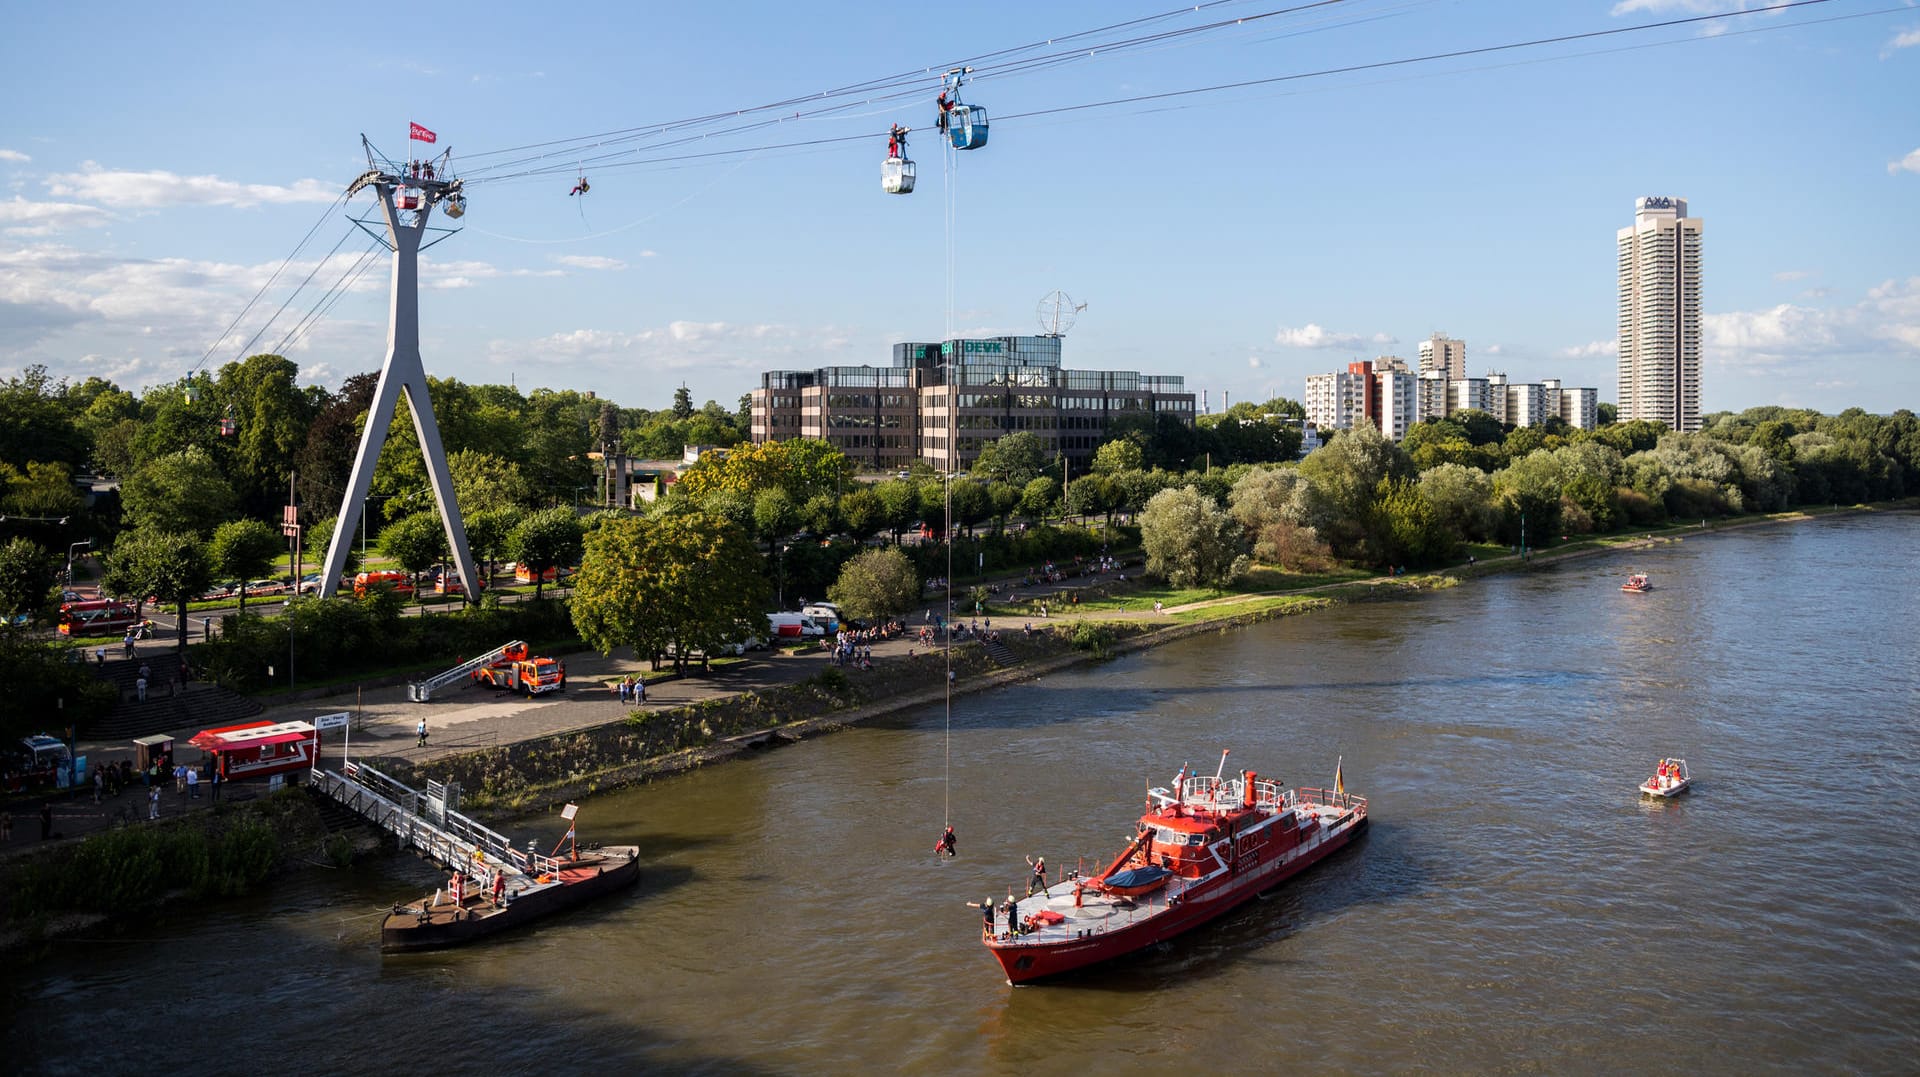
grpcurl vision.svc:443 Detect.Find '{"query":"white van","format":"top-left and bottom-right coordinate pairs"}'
top-left (767, 612), bottom-right (825, 639)
top-left (800, 602), bottom-right (842, 632)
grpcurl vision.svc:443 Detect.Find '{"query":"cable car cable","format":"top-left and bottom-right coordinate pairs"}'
top-left (186, 189), bottom-right (350, 380)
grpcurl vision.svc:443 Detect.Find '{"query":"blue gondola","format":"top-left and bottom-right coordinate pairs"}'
top-left (947, 105), bottom-right (988, 151)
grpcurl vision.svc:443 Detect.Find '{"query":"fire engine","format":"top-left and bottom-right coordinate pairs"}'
top-left (469, 642), bottom-right (566, 696)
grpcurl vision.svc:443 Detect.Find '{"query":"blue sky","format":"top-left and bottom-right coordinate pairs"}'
top-left (4, 0), bottom-right (1918, 417)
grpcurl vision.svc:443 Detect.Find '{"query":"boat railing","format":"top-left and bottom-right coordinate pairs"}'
top-left (1295, 786), bottom-right (1367, 815)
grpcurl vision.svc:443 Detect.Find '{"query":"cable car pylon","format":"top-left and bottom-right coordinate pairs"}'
top-left (315, 132), bottom-right (480, 601)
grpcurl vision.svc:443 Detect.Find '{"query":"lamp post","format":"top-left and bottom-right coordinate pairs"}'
top-left (66, 538), bottom-right (92, 587)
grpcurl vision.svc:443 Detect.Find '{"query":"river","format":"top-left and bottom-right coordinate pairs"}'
top-left (7, 513), bottom-right (1917, 1075)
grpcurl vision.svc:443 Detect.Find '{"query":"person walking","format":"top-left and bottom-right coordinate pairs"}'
top-left (416, 718), bottom-right (429, 748)
top-left (186, 765), bottom-right (199, 799)
top-left (148, 787), bottom-right (159, 820)
top-left (174, 764), bottom-right (186, 794)
top-left (636, 678), bottom-right (646, 704)
top-left (123, 631), bottom-right (136, 659)
top-left (135, 674), bottom-right (147, 702)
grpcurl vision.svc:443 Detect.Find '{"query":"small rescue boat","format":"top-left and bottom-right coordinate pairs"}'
top-left (1621, 573), bottom-right (1652, 593)
top-left (1640, 757), bottom-right (1691, 798)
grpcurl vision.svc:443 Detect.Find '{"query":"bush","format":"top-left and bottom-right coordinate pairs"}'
top-left (1069, 622), bottom-right (1117, 656)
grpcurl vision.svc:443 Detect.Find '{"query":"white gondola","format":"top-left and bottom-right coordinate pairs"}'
top-left (883, 156), bottom-right (916, 195)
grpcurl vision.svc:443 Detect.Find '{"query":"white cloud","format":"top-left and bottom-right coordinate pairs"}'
top-left (1483, 344), bottom-right (1504, 356)
top-left (1772, 269), bottom-right (1811, 282)
top-left (1882, 27), bottom-right (1920, 57)
top-left (1610, 0), bottom-right (1786, 14)
top-left (1246, 356), bottom-right (1262, 369)
top-left (1704, 278), bottom-right (1920, 374)
top-left (44, 162), bottom-right (337, 209)
top-left (1561, 340), bottom-right (1618, 359)
top-left (420, 257), bottom-right (563, 288)
top-left (490, 320), bottom-right (855, 374)
top-left (0, 149), bottom-right (30, 163)
top-left (1889, 148), bottom-right (1920, 176)
top-left (0, 195), bottom-right (112, 236)
top-left (1273, 323), bottom-right (1394, 349)
top-left (550, 254), bottom-right (627, 272)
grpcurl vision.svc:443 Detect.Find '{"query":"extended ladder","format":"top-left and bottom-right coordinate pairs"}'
top-left (407, 639), bottom-right (526, 702)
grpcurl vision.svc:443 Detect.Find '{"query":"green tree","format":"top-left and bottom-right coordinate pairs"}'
top-left (800, 492), bottom-right (840, 537)
top-left (973, 431), bottom-right (1049, 487)
top-left (0, 626), bottom-right (117, 741)
top-left (379, 512), bottom-right (449, 592)
top-left (209, 519), bottom-right (284, 614)
top-left (465, 506), bottom-right (519, 584)
top-left (874, 478), bottom-right (921, 543)
top-left (1020, 476), bottom-right (1060, 522)
top-left (839, 487), bottom-right (885, 542)
top-left (1140, 486), bottom-right (1248, 588)
top-left (1091, 438), bottom-right (1144, 475)
top-left (108, 530), bottom-right (213, 650)
top-left (571, 512), bottom-right (766, 674)
top-left (122, 446), bottom-right (237, 536)
top-left (215, 353), bottom-right (312, 515)
top-left (1417, 463), bottom-right (1498, 544)
top-left (0, 538), bottom-right (59, 622)
top-left (1367, 477), bottom-right (1456, 568)
top-left (450, 449), bottom-right (532, 515)
top-left (827, 547), bottom-right (920, 622)
top-left (0, 365), bottom-right (90, 473)
top-left (671, 385), bottom-right (695, 421)
top-left (753, 488), bottom-right (799, 556)
top-left (508, 507), bottom-right (584, 600)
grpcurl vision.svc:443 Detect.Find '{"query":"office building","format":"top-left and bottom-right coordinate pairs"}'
top-left (1617, 195), bottom-right (1703, 432)
top-left (749, 336), bottom-right (1195, 472)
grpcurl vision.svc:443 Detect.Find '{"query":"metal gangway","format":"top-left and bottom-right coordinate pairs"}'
top-left (407, 639), bottom-right (526, 702)
top-left (309, 760), bottom-right (564, 882)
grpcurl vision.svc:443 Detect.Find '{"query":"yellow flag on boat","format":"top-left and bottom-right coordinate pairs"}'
top-left (1334, 757), bottom-right (1344, 798)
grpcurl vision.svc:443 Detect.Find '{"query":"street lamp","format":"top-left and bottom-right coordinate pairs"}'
top-left (65, 538), bottom-right (92, 586)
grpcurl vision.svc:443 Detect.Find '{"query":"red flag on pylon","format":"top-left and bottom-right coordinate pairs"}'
top-left (409, 122), bottom-right (437, 143)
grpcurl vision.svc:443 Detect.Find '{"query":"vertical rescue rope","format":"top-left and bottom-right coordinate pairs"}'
top-left (941, 133), bottom-right (957, 831)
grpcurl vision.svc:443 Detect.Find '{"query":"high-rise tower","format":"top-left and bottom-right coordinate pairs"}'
top-left (1417, 333), bottom-right (1465, 381)
top-left (1617, 196), bottom-right (1703, 432)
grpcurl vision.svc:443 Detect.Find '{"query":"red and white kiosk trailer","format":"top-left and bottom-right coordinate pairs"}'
top-left (189, 720), bottom-right (320, 784)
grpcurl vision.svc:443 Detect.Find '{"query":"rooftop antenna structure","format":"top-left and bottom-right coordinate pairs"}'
top-left (315, 131), bottom-right (479, 599)
top-left (1036, 290), bottom-right (1086, 338)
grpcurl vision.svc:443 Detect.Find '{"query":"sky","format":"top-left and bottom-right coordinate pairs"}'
top-left (4, 0), bottom-right (1918, 418)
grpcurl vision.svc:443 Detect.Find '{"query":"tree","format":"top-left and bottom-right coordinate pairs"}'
top-left (1597, 402), bottom-right (1619, 425)
top-left (671, 385), bottom-right (695, 421)
top-left (674, 438), bottom-right (851, 507)
top-left (109, 530), bottom-right (213, 650)
top-left (215, 353), bottom-right (313, 516)
top-left (1091, 438), bottom-right (1143, 475)
top-left (0, 365), bottom-right (90, 474)
top-left (1140, 486), bottom-right (1248, 588)
top-left (122, 446), bottom-right (237, 537)
top-left (753, 488), bottom-right (799, 556)
top-left (508, 507), bottom-right (585, 600)
top-left (1020, 476), bottom-right (1060, 522)
top-left (874, 479), bottom-right (920, 543)
top-left (1367, 477), bottom-right (1456, 568)
top-left (571, 512), bottom-right (766, 674)
top-left (1417, 463), bottom-right (1498, 544)
top-left (0, 538), bottom-right (58, 622)
top-left (465, 506), bottom-right (519, 584)
top-left (827, 547), bottom-right (920, 622)
top-left (379, 512), bottom-right (449, 592)
top-left (450, 449), bottom-right (532, 515)
top-left (973, 431), bottom-right (1048, 487)
top-left (839, 487), bottom-right (885, 542)
top-left (210, 519), bottom-right (284, 615)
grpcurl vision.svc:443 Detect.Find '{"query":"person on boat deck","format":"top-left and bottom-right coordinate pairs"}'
top-left (938, 826), bottom-right (957, 857)
top-left (967, 896), bottom-right (995, 934)
top-left (1026, 854), bottom-right (1047, 896)
top-left (1005, 892), bottom-right (1020, 936)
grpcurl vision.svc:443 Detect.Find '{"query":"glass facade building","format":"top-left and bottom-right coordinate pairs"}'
top-left (751, 336), bottom-right (1195, 470)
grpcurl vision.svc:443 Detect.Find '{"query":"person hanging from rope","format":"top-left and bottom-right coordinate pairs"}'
top-left (570, 176), bottom-right (590, 197)
top-left (935, 91), bottom-right (952, 135)
top-left (935, 825), bottom-right (957, 858)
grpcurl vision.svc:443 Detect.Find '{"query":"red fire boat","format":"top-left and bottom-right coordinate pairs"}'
top-left (980, 752), bottom-right (1367, 984)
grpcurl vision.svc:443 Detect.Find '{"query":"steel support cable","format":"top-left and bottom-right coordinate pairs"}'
top-left (457, 0), bottom-right (1296, 168)
top-left (188, 189), bottom-right (349, 379)
top-left (471, 0), bottom-right (1874, 187)
top-left (222, 225), bottom-right (359, 364)
top-left (458, 0), bottom-right (1363, 181)
top-left (273, 238), bottom-right (384, 355)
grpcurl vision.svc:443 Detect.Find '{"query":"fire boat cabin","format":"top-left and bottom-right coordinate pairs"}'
top-left (189, 720), bottom-right (320, 784)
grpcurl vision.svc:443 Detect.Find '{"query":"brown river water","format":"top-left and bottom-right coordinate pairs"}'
top-left (7, 513), bottom-right (1918, 1075)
